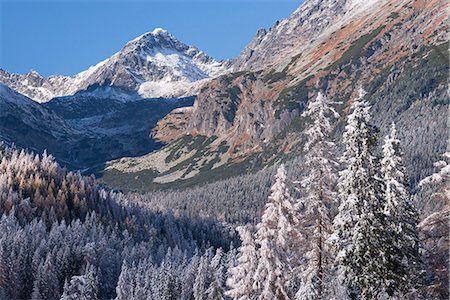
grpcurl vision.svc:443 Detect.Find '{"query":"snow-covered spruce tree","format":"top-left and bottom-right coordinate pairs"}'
top-left (295, 92), bottom-right (339, 300)
top-left (331, 89), bottom-right (390, 299)
top-left (115, 263), bottom-right (133, 300)
top-left (32, 255), bottom-right (60, 300)
top-left (253, 164), bottom-right (301, 300)
top-left (193, 248), bottom-right (213, 300)
top-left (226, 225), bottom-right (258, 300)
top-left (381, 123), bottom-right (420, 297)
top-left (181, 250), bottom-right (200, 300)
top-left (207, 248), bottom-right (226, 300)
top-left (61, 264), bottom-right (99, 300)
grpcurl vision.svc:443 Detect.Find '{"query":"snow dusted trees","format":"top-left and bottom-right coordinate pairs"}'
top-left (418, 152), bottom-right (450, 299)
top-left (61, 264), bottom-right (99, 300)
top-left (253, 164), bottom-right (301, 300)
top-left (295, 92), bottom-right (339, 300)
top-left (0, 91), bottom-right (438, 299)
top-left (207, 248), bottom-right (226, 300)
top-left (381, 123), bottom-right (420, 297)
top-left (225, 91), bottom-right (425, 300)
top-left (332, 89), bottom-right (390, 299)
top-left (332, 90), bottom-right (424, 299)
top-left (226, 225), bottom-right (257, 300)
top-left (0, 146), bottom-right (236, 300)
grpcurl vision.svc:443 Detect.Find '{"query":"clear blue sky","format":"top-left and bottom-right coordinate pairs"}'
top-left (0, 0), bottom-right (302, 77)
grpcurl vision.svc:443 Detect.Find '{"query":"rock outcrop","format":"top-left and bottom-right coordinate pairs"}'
top-left (116, 0), bottom-right (448, 187)
top-left (0, 28), bottom-right (231, 102)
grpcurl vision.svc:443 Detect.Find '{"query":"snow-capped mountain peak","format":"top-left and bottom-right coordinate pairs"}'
top-left (0, 28), bottom-right (231, 102)
top-left (124, 28), bottom-right (182, 52)
top-left (152, 27), bottom-right (168, 35)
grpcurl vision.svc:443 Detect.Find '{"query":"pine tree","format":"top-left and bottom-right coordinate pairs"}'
top-left (295, 92), bottom-right (339, 300)
top-left (331, 89), bottom-right (388, 299)
top-left (253, 164), bottom-right (300, 300)
top-left (381, 123), bottom-right (420, 297)
top-left (226, 225), bottom-right (258, 300)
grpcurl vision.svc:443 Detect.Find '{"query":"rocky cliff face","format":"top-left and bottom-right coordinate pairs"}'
top-left (0, 28), bottom-right (230, 102)
top-left (184, 0), bottom-right (447, 152)
top-left (0, 83), bottom-right (77, 158)
top-left (111, 0), bottom-right (447, 188)
top-left (151, 106), bottom-right (194, 143)
top-left (185, 72), bottom-right (299, 153)
top-left (233, 0), bottom-right (352, 71)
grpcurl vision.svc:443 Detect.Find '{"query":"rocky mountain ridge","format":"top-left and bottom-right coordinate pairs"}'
top-left (233, 0), bottom-right (397, 72)
top-left (0, 28), bottom-right (230, 103)
top-left (0, 81), bottom-right (194, 170)
top-left (0, 83), bottom-right (77, 159)
top-left (103, 0), bottom-right (448, 190)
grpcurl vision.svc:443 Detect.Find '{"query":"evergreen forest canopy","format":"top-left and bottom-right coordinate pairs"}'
top-left (0, 89), bottom-right (447, 300)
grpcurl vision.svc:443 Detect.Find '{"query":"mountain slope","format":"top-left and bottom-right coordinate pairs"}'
top-left (0, 81), bottom-right (194, 169)
top-left (102, 0), bottom-right (448, 190)
top-left (45, 92), bottom-right (195, 169)
top-left (0, 28), bottom-right (230, 102)
top-left (0, 83), bottom-right (77, 158)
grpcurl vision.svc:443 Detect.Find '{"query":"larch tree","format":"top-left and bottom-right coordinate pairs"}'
top-left (253, 164), bottom-right (301, 300)
top-left (295, 92), bottom-right (339, 300)
top-left (331, 89), bottom-right (390, 299)
top-left (381, 123), bottom-right (420, 297)
top-left (226, 225), bottom-right (258, 300)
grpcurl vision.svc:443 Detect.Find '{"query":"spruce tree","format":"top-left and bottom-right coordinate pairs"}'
top-left (295, 92), bottom-right (339, 300)
top-left (182, 251), bottom-right (200, 300)
top-left (381, 123), bottom-right (420, 297)
top-left (253, 164), bottom-right (300, 300)
top-left (61, 264), bottom-right (99, 300)
top-left (193, 249), bottom-right (213, 300)
top-left (207, 248), bottom-right (226, 300)
top-left (332, 89), bottom-right (388, 299)
top-left (226, 225), bottom-right (258, 300)
top-left (115, 263), bottom-right (132, 300)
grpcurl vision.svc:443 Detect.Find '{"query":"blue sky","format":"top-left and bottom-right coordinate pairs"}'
top-left (1, 0), bottom-right (302, 76)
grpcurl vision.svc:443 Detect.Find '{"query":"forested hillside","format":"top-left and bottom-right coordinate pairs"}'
top-left (0, 89), bottom-right (447, 299)
top-left (0, 0), bottom-right (447, 299)
top-left (0, 145), bottom-right (234, 299)
top-left (103, 0), bottom-right (447, 190)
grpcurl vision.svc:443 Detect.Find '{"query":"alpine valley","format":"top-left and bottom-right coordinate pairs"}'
top-left (0, 0), bottom-right (448, 299)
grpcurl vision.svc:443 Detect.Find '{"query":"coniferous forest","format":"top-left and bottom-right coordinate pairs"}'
top-left (0, 0), bottom-right (448, 299)
top-left (0, 90), bottom-right (447, 300)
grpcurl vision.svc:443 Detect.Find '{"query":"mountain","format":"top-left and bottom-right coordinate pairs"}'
top-left (44, 92), bottom-right (195, 170)
top-left (103, 0), bottom-right (448, 190)
top-left (0, 80), bottom-right (194, 169)
top-left (0, 2), bottom-right (447, 299)
top-left (0, 28), bottom-right (230, 103)
top-left (233, 0), bottom-right (351, 71)
top-left (0, 83), bottom-right (76, 157)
